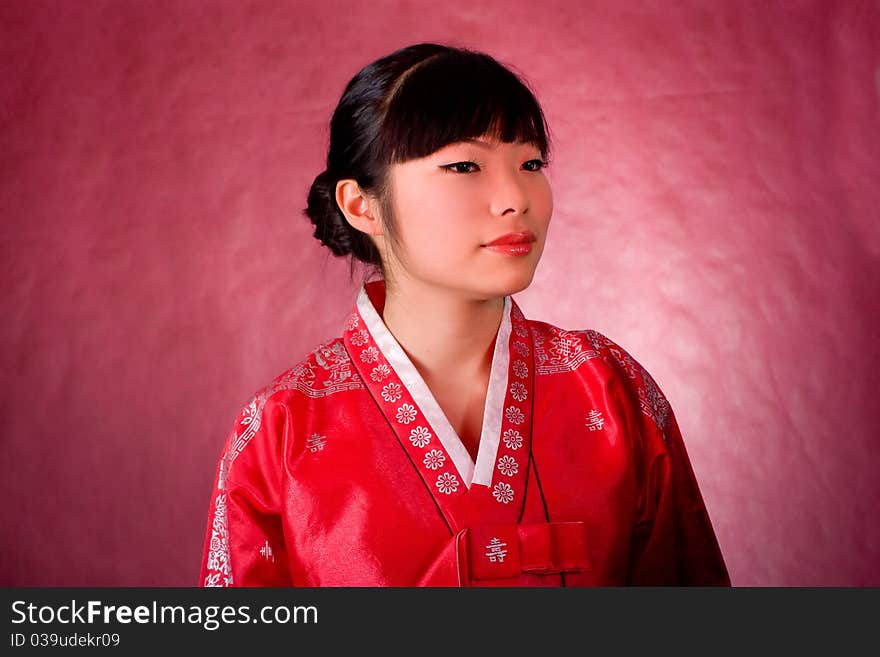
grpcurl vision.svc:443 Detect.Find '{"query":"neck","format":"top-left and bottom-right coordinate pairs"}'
top-left (378, 278), bottom-right (505, 383)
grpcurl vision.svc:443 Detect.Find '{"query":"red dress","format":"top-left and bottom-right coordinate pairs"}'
top-left (199, 279), bottom-right (730, 586)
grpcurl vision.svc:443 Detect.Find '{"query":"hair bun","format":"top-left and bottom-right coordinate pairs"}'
top-left (305, 171), bottom-right (354, 256)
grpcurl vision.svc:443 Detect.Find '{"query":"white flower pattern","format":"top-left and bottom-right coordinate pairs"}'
top-left (396, 403), bottom-right (417, 424)
top-left (509, 381), bottom-right (527, 402)
top-left (513, 360), bottom-right (528, 379)
top-left (492, 482), bottom-right (515, 504)
top-left (360, 346), bottom-right (379, 363)
top-left (381, 382), bottom-right (402, 403)
top-left (370, 364), bottom-right (391, 381)
top-left (423, 449), bottom-right (446, 470)
top-left (502, 429), bottom-right (523, 450)
top-left (505, 405), bottom-right (525, 425)
top-left (513, 341), bottom-right (529, 356)
top-left (497, 455), bottom-right (519, 477)
top-left (436, 472), bottom-right (460, 495)
top-left (409, 426), bottom-right (432, 448)
top-left (350, 329), bottom-right (369, 346)
top-left (345, 313), bottom-right (359, 331)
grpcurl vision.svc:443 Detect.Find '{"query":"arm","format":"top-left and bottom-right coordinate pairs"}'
top-left (199, 392), bottom-right (293, 587)
top-left (627, 407), bottom-right (730, 585)
top-left (588, 331), bottom-right (730, 585)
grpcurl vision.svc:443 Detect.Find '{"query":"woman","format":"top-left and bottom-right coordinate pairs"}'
top-left (199, 42), bottom-right (730, 586)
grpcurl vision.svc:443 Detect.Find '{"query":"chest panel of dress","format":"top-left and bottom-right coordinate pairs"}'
top-left (531, 368), bottom-right (639, 508)
top-left (281, 392), bottom-right (454, 585)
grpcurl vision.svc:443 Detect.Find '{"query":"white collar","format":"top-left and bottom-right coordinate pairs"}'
top-left (356, 285), bottom-right (513, 489)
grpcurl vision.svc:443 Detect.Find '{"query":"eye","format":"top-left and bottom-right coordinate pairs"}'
top-left (441, 161), bottom-right (480, 174)
top-left (523, 159), bottom-right (549, 172)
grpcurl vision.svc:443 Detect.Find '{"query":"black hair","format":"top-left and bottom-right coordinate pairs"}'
top-left (303, 42), bottom-right (552, 285)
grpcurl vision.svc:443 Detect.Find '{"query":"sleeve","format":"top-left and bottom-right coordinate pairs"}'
top-left (594, 332), bottom-right (731, 585)
top-left (199, 391), bottom-right (293, 587)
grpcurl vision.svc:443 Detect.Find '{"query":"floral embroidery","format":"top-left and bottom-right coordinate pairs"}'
top-left (423, 449), bottom-right (446, 470)
top-left (512, 360), bottom-right (528, 379)
top-left (505, 406), bottom-right (525, 425)
top-left (396, 403), bottom-right (418, 424)
top-left (370, 364), bottom-right (391, 382)
top-left (513, 323), bottom-right (529, 338)
top-left (381, 382), bottom-right (403, 403)
top-left (513, 341), bottom-right (530, 356)
top-left (509, 381), bottom-right (527, 402)
top-left (436, 472), bottom-right (460, 495)
top-left (345, 313), bottom-right (359, 331)
top-left (497, 455), bottom-right (518, 477)
top-left (350, 329), bottom-right (369, 346)
top-left (359, 346), bottom-right (379, 363)
top-left (502, 429), bottom-right (523, 450)
top-left (409, 426), bottom-right (432, 448)
top-left (492, 482), bottom-right (515, 504)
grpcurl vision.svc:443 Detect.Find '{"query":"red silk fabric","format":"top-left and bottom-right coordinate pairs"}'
top-left (199, 280), bottom-right (729, 586)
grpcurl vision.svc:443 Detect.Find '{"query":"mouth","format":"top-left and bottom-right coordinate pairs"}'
top-left (482, 230), bottom-right (537, 247)
top-left (481, 231), bottom-right (536, 257)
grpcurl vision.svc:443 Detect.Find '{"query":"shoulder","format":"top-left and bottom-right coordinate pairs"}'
top-left (221, 337), bottom-right (364, 483)
top-left (252, 334), bottom-right (364, 404)
top-left (223, 336), bottom-right (363, 448)
top-left (526, 319), bottom-right (672, 435)
top-left (525, 319), bottom-right (609, 375)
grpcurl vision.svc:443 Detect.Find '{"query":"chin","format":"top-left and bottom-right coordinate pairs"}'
top-left (471, 267), bottom-right (536, 299)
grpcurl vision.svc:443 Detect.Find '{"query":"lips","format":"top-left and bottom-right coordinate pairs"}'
top-left (482, 231), bottom-right (536, 247)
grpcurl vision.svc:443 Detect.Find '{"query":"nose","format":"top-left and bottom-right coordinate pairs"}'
top-left (489, 166), bottom-right (529, 217)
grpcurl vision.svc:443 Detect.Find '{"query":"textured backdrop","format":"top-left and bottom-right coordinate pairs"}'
top-left (1, 0), bottom-right (878, 586)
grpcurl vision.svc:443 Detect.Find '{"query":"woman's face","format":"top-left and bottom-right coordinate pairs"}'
top-left (381, 135), bottom-right (553, 301)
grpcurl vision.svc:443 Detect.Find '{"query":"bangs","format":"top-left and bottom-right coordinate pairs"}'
top-left (378, 51), bottom-right (550, 164)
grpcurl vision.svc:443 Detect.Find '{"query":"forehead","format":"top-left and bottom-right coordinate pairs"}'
top-left (434, 137), bottom-right (538, 152)
top-left (448, 137), bottom-right (535, 149)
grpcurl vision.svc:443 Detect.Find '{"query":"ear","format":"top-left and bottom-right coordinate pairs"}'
top-left (335, 179), bottom-right (383, 237)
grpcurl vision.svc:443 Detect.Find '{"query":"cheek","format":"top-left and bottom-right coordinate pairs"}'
top-left (396, 187), bottom-right (476, 246)
top-left (527, 187), bottom-right (553, 241)
top-left (532, 178), bottom-right (553, 219)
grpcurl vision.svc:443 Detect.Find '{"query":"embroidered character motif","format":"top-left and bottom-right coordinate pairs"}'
top-left (533, 326), bottom-right (600, 375)
top-left (486, 537), bottom-right (508, 563)
top-left (586, 409), bottom-right (605, 431)
top-left (306, 433), bottom-right (327, 452)
top-left (314, 341), bottom-right (354, 388)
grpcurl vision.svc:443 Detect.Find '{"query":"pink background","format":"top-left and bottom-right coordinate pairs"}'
top-left (1, 0), bottom-right (878, 586)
